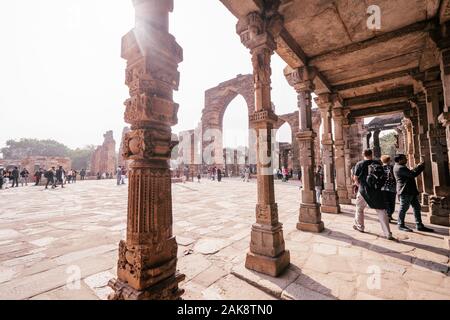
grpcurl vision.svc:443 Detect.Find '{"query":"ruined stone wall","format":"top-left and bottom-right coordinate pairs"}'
top-left (118, 127), bottom-right (131, 172)
top-left (89, 131), bottom-right (116, 176)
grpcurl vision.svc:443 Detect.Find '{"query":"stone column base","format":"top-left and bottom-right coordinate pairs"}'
top-left (429, 215), bottom-right (450, 227)
top-left (297, 221), bottom-right (325, 233)
top-left (321, 190), bottom-right (341, 214)
top-left (339, 198), bottom-right (352, 205)
top-left (321, 205), bottom-right (341, 214)
top-left (245, 250), bottom-right (290, 277)
top-left (108, 272), bottom-right (185, 300)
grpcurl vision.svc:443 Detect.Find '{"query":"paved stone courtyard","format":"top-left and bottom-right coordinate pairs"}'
top-left (0, 179), bottom-right (448, 300)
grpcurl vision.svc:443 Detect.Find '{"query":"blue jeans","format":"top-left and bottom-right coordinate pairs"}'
top-left (398, 194), bottom-right (422, 225)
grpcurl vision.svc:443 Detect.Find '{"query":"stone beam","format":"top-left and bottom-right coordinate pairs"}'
top-left (334, 68), bottom-right (419, 92)
top-left (309, 20), bottom-right (436, 64)
top-left (344, 86), bottom-right (414, 108)
top-left (349, 102), bottom-right (411, 119)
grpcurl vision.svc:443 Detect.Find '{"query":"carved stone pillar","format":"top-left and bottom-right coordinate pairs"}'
top-left (237, 7), bottom-right (290, 276)
top-left (413, 95), bottom-right (434, 211)
top-left (108, 0), bottom-right (184, 300)
top-left (402, 118), bottom-right (415, 168)
top-left (344, 119), bottom-right (356, 199)
top-left (312, 110), bottom-right (322, 167)
top-left (332, 97), bottom-right (351, 205)
top-left (394, 126), bottom-right (406, 154)
top-left (364, 131), bottom-right (372, 150)
top-left (285, 66), bottom-right (324, 232)
top-left (405, 108), bottom-right (424, 195)
top-left (424, 79), bottom-right (450, 226)
top-left (372, 129), bottom-right (381, 159)
top-left (315, 94), bottom-right (340, 214)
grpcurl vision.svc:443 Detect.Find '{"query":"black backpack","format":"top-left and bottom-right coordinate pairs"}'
top-left (44, 171), bottom-right (50, 179)
top-left (366, 162), bottom-right (386, 190)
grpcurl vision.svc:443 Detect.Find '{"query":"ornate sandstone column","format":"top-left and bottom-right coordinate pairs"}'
top-left (312, 109), bottom-right (322, 167)
top-left (405, 108), bottom-right (424, 195)
top-left (412, 95), bottom-right (434, 211)
top-left (316, 94), bottom-right (340, 214)
top-left (237, 5), bottom-right (290, 276)
top-left (344, 119), bottom-right (356, 199)
top-left (423, 79), bottom-right (450, 226)
top-left (285, 66), bottom-right (324, 232)
top-left (372, 129), bottom-right (381, 159)
top-left (332, 97), bottom-right (351, 205)
top-left (402, 118), bottom-right (415, 168)
top-left (108, 0), bottom-right (184, 300)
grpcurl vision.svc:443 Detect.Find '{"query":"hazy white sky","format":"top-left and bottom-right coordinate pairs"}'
top-left (0, 0), bottom-right (303, 152)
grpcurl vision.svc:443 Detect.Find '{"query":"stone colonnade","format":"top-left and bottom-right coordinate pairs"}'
top-left (109, 0), bottom-right (450, 301)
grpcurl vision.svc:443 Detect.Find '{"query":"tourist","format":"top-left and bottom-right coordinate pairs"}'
top-left (314, 165), bottom-right (324, 204)
top-left (34, 169), bottom-right (43, 186)
top-left (45, 167), bottom-right (56, 189)
top-left (217, 168), bottom-right (222, 182)
top-left (67, 169), bottom-right (73, 184)
top-left (56, 166), bottom-right (65, 189)
top-left (352, 149), bottom-right (394, 240)
top-left (282, 167), bottom-right (289, 182)
top-left (11, 167), bottom-right (19, 188)
top-left (243, 167), bottom-right (250, 182)
top-left (116, 166), bottom-right (122, 185)
top-left (380, 155), bottom-right (397, 223)
top-left (97, 172), bottom-right (101, 180)
top-left (197, 172), bottom-right (201, 183)
top-left (3, 170), bottom-right (10, 189)
top-left (72, 170), bottom-right (77, 183)
top-left (20, 168), bottom-right (29, 186)
top-left (80, 169), bottom-right (86, 181)
top-left (120, 167), bottom-right (127, 184)
top-left (394, 154), bottom-right (434, 233)
top-left (0, 167), bottom-right (4, 190)
top-left (212, 167), bottom-right (216, 181)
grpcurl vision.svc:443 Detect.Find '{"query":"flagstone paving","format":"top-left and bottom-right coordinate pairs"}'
top-left (0, 179), bottom-right (448, 300)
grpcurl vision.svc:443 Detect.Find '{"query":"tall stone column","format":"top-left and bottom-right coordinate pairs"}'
top-left (372, 129), bottom-right (381, 159)
top-left (405, 108), bottom-right (424, 194)
top-left (285, 66), bottom-right (324, 232)
top-left (394, 127), bottom-right (406, 154)
top-left (344, 120), bottom-right (356, 199)
top-left (363, 131), bottom-right (372, 150)
top-left (413, 95), bottom-right (434, 211)
top-left (237, 7), bottom-right (290, 276)
top-left (108, 0), bottom-right (185, 300)
top-left (315, 94), bottom-right (340, 214)
top-left (402, 118), bottom-right (415, 168)
top-left (424, 80), bottom-right (450, 226)
top-left (332, 97), bottom-right (351, 205)
top-left (312, 110), bottom-right (322, 167)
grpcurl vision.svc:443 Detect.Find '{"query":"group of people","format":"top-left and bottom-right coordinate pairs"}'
top-left (0, 167), bottom-right (89, 190)
top-left (0, 167), bottom-right (30, 189)
top-left (352, 149), bottom-right (433, 240)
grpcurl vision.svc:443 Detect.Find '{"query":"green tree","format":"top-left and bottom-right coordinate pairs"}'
top-left (380, 132), bottom-right (397, 158)
top-left (1, 138), bottom-right (71, 159)
top-left (69, 145), bottom-right (96, 170)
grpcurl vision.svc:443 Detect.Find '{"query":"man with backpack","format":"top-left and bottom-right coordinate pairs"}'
top-left (45, 167), bottom-right (56, 189)
top-left (352, 149), bottom-right (394, 240)
top-left (393, 154), bottom-right (434, 233)
top-left (381, 155), bottom-right (397, 223)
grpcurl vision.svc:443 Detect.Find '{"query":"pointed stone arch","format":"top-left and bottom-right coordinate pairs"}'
top-left (201, 74), bottom-right (254, 165)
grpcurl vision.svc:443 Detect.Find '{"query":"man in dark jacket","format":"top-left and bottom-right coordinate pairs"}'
top-left (56, 166), bottom-right (65, 188)
top-left (11, 167), bottom-right (19, 188)
top-left (393, 154), bottom-right (433, 232)
top-left (45, 167), bottom-right (56, 189)
top-left (352, 149), bottom-right (393, 239)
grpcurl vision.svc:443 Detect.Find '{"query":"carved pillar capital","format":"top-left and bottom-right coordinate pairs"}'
top-left (284, 66), bottom-right (317, 93)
